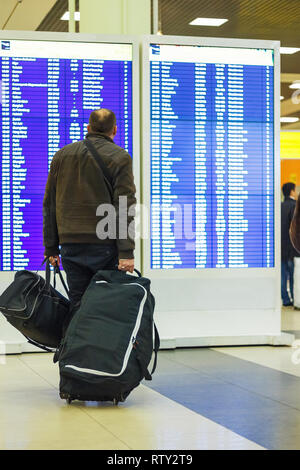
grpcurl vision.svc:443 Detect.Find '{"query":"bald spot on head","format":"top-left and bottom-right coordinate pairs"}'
top-left (88, 108), bottom-right (117, 135)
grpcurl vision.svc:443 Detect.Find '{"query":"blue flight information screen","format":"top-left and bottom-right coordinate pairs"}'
top-left (0, 39), bottom-right (132, 271)
top-left (149, 43), bottom-right (274, 269)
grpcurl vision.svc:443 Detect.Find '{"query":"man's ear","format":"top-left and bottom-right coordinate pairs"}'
top-left (87, 124), bottom-right (91, 133)
top-left (113, 125), bottom-right (117, 136)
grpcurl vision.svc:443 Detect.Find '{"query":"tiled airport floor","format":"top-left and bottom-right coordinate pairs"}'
top-left (1, 307), bottom-right (300, 450)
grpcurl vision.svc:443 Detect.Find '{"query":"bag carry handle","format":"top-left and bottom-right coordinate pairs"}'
top-left (53, 265), bottom-right (69, 297)
top-left (116, 267), bottom-right (142, 277)
top-left (43, 258), bottom-right (51, 292)
top-left (42, 258), bottom-right (69, 298)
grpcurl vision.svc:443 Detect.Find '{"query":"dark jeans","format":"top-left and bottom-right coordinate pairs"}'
top-left (281, 258), bottom-right (294, 305)
top-left (61, 243), bottom-right (118, 311)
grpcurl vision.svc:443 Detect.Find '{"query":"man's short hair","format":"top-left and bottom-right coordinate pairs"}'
top-left (89, 109), bottom-right (116, 134)
top-left (282, 182), bottom-right (296, 198)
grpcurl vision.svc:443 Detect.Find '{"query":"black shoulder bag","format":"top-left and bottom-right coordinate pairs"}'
top-left (0, 260), bottom-right (70, 351)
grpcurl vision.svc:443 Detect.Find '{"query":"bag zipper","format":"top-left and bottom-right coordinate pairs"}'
top-left (0, 276), bottom-right (44, 318)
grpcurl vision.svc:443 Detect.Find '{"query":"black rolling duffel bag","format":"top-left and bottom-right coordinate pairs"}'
top-left (0, 260), bottom-right (70, 351)
top-left (57, 269), bottom-right (160, 405)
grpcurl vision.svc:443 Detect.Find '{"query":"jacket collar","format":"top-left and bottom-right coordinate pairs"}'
top-left (85, 132), bottom-right (114, 143)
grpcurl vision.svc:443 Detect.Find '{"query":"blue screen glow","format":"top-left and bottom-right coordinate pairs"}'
top-left (0, 39), bottom-right (132, 271)
top-left (149, 43), bottom-right (274, 269)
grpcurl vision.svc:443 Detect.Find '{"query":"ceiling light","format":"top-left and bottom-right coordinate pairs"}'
top-left (280, 117), bottom-right (299, 123)
top-left (280, 47), bottom-right (300, 54)
top-left (61, 11), bottom-right (80, 21)
top-left (280, 96), bottom-right (284, 100)
top-left (289, 82), bottom-right (300, 89)
top-left (189, 17), bottom-right (228, 27)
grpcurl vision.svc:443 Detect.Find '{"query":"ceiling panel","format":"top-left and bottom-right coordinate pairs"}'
top-left (160, 0), bottom-right (300, 45)
top-left (0, 0), bottom-right (57, 30)
top-left (0, 0), bottom-right (19, 29)
top-left (159, 0), bottom-right (300, 74)
top-left (37, 0), bottom-right (78, 32)
top-left (159, 0), bottom-right (300, 128)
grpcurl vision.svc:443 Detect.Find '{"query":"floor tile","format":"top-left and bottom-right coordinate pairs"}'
top-left (147, 348), bottom-right (300, 449)
top-left (212, 345), bottom-right (300, 377)
top-left (82, 384), bottom-right (264, 450)
top-left (2, 437), bottom-right (129, 451)
top-left (1, 347), bottom-right (295, 450)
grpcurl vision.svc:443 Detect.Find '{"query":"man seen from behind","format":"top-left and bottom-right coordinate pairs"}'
top-left (43, 108), bottom-right (136, 314)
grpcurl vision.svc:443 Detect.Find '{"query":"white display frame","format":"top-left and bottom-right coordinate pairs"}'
top-left (141, 35), bottom-right (289, 347)
top-left (142, 34), bottom-right (280, 279)
top-left (0, 30), bottom-right (140, 352)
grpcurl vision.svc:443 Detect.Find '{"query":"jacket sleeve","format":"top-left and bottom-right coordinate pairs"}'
top-left (112, 153), bottom-right (136, 259)
top-left (43, 155), bottom-right (60, 256)
top-left (290, 195), bottom-right (300, 254)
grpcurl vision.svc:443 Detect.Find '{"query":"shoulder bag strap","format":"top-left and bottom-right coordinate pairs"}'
top-left (84, 138), bottom-right (113, 200)
top-left (150, 323), bottom-right (160, 375)
top-left (137, 323), bottom-right (160, 381)
top-left (24, 335), bottom-right (56, 353)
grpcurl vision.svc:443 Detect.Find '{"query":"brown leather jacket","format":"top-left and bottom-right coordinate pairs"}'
top-left (43, 133), bottom-right (136, 259)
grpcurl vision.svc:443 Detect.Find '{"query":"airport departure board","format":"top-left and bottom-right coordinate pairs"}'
top-left (149, 43), bottom-right (274, 269)
top-left (0, 39), bottom-right (132, 271)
